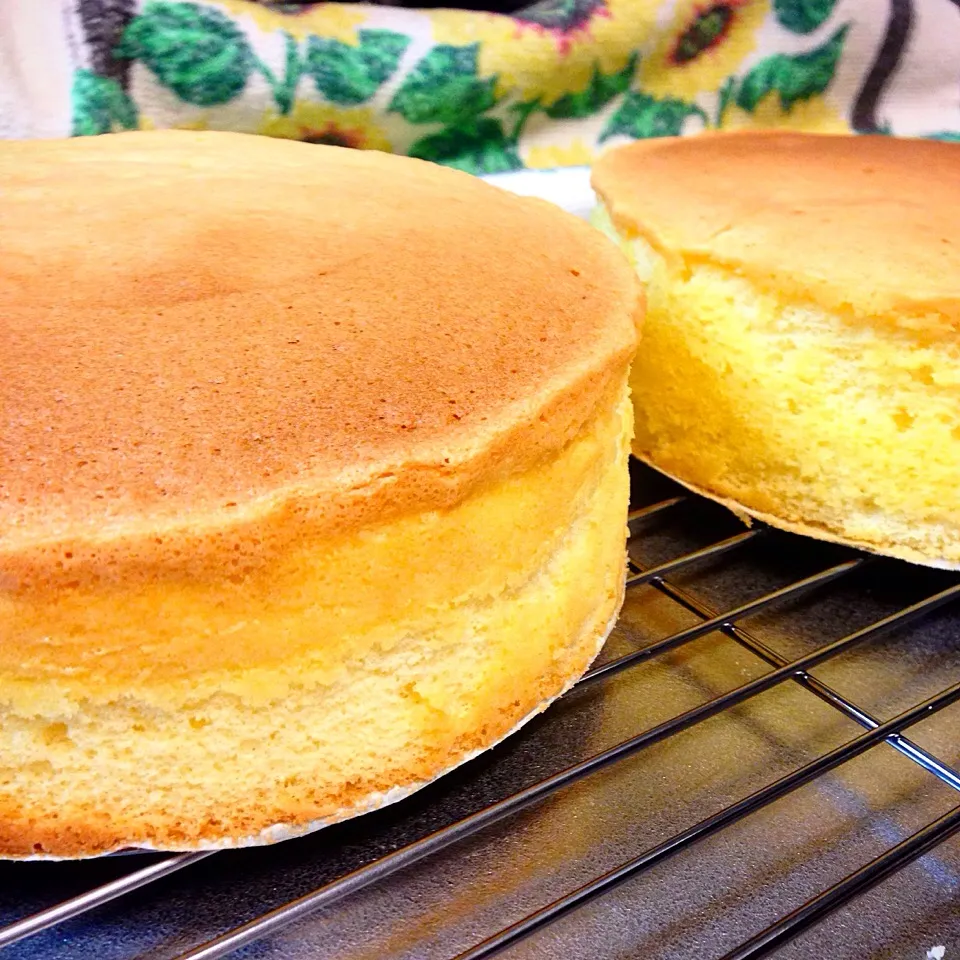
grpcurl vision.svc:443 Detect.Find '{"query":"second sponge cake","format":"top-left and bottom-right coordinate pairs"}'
top-left (592, 131), bottom-right (960, 567)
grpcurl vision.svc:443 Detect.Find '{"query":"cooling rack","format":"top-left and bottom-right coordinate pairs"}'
top-left (3, 459), bottom-right (960, 960)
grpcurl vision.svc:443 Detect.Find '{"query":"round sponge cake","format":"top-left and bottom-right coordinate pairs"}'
top-left (0, 131), bottom-right (639, 858)
top-left (592, 131), bottom-right (960, 567)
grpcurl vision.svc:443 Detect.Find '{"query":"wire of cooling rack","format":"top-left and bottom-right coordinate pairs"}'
top-left (653, 574), bottom-right (960, 790)
top-left (3, 485), bottom-right (960, 960)
top-left (0, 853), bottom-right (214, 951)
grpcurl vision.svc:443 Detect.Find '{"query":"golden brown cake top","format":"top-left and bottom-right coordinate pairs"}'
top-left (1, 131), bottom-right (637, 567)
top-left (592, 131), bottom-right (960, 323)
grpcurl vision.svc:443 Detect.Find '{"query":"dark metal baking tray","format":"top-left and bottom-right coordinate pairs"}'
top-left (3, 459), bottom-right (960, 960)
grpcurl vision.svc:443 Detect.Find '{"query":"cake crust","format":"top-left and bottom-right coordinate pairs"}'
top-left (1, 131), bottom-right (638, 594)
top-left (592, 131), bottom-right (960, 328)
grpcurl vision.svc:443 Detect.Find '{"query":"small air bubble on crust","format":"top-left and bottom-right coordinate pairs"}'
top-left (42, 722), bottom-right (71, 746)
top-left (893, 408), bottom-right (916, 432)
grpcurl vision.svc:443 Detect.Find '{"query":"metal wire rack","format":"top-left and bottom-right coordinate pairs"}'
top-left (3, 459), bottom-right (960, 959)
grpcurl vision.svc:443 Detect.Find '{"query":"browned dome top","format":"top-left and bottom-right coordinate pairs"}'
top-left (1, 131), bottom-right (638, 556)
top-left (593, 131), bottom-right (960, 323)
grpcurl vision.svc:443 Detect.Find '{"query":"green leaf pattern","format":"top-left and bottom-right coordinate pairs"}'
top-left (736, 25), bottom-right (848, 113)
top-left (601, 92), bottom-right (706, 141)
top-left (67, 0), bottom-right (926, 171)
top-left (116, 2), bottom-right (254, 107)
top-left (389, 45), bottom-right (497, 126)
top-left (71, 69), bottom-right (139, 136)
top-left (409, 120), bottom-right (522, 175)
top-left (544, 54), bottom-right (636, 120)
top-left (773, 0), bottom-right (840, 35)
top-left (305, 30), bottom-right (410, 107)
top-left (388, 44), bottom-right (518, 176)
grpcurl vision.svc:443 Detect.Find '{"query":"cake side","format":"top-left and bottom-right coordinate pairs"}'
top-left (0, 372), bottom-right (632, 858)
top-left (593, 202), bottom-right (960, 565)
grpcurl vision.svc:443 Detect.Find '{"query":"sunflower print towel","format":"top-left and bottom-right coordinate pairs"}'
top-left (2, 0), bottom-right (960, 171)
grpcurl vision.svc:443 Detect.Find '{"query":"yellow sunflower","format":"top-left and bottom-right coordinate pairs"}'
top-left (213, 0), bottom-right (365, 44)
top-left (523, 138), bottom-right (597, 168)
top-left (430, 0), bottom-right (658, 107)
top-left (721, 91), bottom-right (849, 133)
top-left (640, 0), bottom-right (769, 100)
top-left (258, 100), bottom-right (392, 151)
